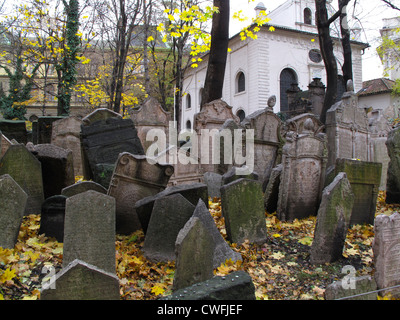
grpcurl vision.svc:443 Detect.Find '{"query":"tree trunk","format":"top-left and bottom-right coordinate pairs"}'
top-left (201, 0), bottom-right (230, 107)
top-left (339, 0), bottom-right (353, 84)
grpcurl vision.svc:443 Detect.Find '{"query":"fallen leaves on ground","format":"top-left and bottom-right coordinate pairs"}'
top-left (1, 191), bottom-right (399, 300)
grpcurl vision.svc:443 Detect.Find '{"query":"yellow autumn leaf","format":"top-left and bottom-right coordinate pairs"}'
top-left (271, 251), bottom-right (285, 260)
top-left (298, 236), bottom-right (313, 246)
top-left (0, 268), bottom-right (16, 283)
top-left (151, 284), bottom-right (165, 296)
top-left (272, 233), bottom-right (281, 238)
top-left (147, 36), bottom-right (154, 42)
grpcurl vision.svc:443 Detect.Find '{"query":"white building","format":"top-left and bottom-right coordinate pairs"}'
top-left (181, 0), bottom-right (368, 129)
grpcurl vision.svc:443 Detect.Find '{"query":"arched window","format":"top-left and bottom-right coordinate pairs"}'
top-left (279, 68), bottom-right (298, 113)
top-left (186, 93), bottom-right (191, 109)
top-left (186, 120), bottom-right (192, 130)
top-left (236, 109), bottom-right (246, 122)
top-left (236, 72), bottom-right (245, 93)
top-left (304, 8), bottom-right (312, 25)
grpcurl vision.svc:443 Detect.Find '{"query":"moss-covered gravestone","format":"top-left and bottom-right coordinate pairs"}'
top-left (310, 172), bottom-right (354, 264)
top-left (386, 126), bottom-right (400, 204)
top-left (220, 178), bottom-right (267, 244)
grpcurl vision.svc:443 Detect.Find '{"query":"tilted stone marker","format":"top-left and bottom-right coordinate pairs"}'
top-left (61, 180), bottom-right (107, 198)
top-left (39, 195), bottom-right (67, 242)
top-left (63, 190), bottom-right (116, 273)
top-left (0, 174), bottom-right (28, 248)
top-left (40, 259), bottom-right (119, 300)
top-left (324, 276), bottom-right (377, 300)
top-left (386, 126), bottom-right (400, 203)
top-left (143, 193), bottom-right (195, 262)
top-left (108, 152), bottom-right (174, 234)
top-left (173, 217), bottom-right (215, 291)
top-left (310, 172), bottom-right (355, 264)
top-left (0, 144), bottom-right (44, 215)
top-left (263, 164), bottom-right (282, 214)
top-left (220, 178), bottom-right (267, 244)
top-left (203, 172), bottom-right (222, 198)
top-left (373, 212), bottom-right (400, 298)
top-left (163, 271), bottom-right (256, 300)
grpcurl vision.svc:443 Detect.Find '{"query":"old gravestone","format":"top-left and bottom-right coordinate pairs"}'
top-left (61, 180), bottom-right (107, 198)
top-left (0, 120), bottom-right (27, 144)
top-left (220, 178), bottom-right (267, 244)
top-left (40, 259), bottom-right (119, 300)
top-left (36, 116), bottom-right (65, 144)
top-left (324, 276), bottom-right (377, 300)
top-left (1, 132), bottom-right (12, 158)
top-left (0, 144), bottom-right (44, 215)
top-left (328, 158), bottom-right (382, 226)
top-left (373, 212), bottom-right (400, 298)
top-left (0, 174), bottom-right (28, 249)
top-left (386, 126), bottom-right (400, 203)
top-left (51, 116), bottom-right (84, 176)
top-left (263, 164), bottom-right (282, 214)
top-left (143, 193), bottom-right (195, 262)
top-left (80, 108), bottom-right (145, 187)
top-left (108, 152), bottom-right (174, 235)
top-left (203, 172), bottom-right (223, 198)
top-left (30, 144), bottom-right (75, 199)
top-left (277, 115), bottom-right (327, 221)
top-left (192, 199), bottom-right (242, 268)
top-left (173, 217), bottom-right (215, 291)
top-left (310, 172), bottom-right (355, 264)
top-left (325, 81), bottom-right (372, 168)
top-left (135, 182), bottom-right (208, 234)
top-left (39, 195), bottom-right (67, 242)
top-left (63, 190), bottom-right (116, 273)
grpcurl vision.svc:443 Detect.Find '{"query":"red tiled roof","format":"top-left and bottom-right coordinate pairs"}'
top-left (357, 78), bottom-right (395, 97)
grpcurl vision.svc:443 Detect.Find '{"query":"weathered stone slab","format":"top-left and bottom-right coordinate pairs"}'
top-left (173, 217), bottom-right (215, 291)
top-left (40, 259), bottom-right (119, 300)
top-left (0, 174), bottom-right (28, 248)
top-left (63, 191), bottom-right (116, 273)
top-left (0, 120), bottom-right (27, 144)
top-left (192, 200), bottom-right (242, 268)
top-left (0, 144), bottom-right (44, 215)
top-left (220, 178), bottom-right (267, 244)
top-left (386, 126), bottom-right (400, 203)
top-left (203, 172), bottom-right (222, 198)
top-left (324, 276), bottom-right (377, 300)
top-left (37, 116), bottom-right (65, 144)
top-left (263, 164), bottom-right (282, 214)
top-left (108, 152), bottom-right (174, 234)
top-left (163, 271), bottom-right (256, 300)
top-left (39, 195), bottom-right (67, 242)
top-left (143, 194), bottom-right (195, 262)
top-left (1, 132), bottom-right (12, 158)
top-left (373, 212), bottom-right (400, 298)
top-left (61, 180), bottom-right (107, 198)
top-left (310, 172), bottom-right (355, 264)
top-left (135, 182), bottom-right (207, 234)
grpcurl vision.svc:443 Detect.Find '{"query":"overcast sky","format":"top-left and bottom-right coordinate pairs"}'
top-left (229, 0), bottom-right (400, 81)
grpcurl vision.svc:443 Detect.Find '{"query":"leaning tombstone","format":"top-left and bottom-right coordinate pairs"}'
top-left (37, 116), bottom-right (64, 144)
top-left (310, 172), bottom-right (355, 264)
top-left (220, 178), bottom-right (267, 244)
top-left (40, 259), bottom-right (119, 300)
top-left (173, 217), bottom-right (215, 291)
top-left (0, 120), bottom-right (27, 144)
top-left (39, 195), bottom-right (67, 242)
top-left (61, 180), bottom-right (107, 198)
top-left (192, 200), bottom-right (242, 268)
top-left (63, 190), bottom-right (116, 273)
top-left (0, 144), bottom-right (44, 215)
top-left (324, 276), bottom-right (377, 300)
top-left (108, 152), bottom-right (174, 235)
top-left (203, 172), bottom-right (223, 198)
top-left (0, 174), bottom-right (28, 248)
top-left (373, 212), bottom-right (400, 298)
top-left (263, 164), bottom-right (282, 214)
top-left (386, 126), bottom-right (400, 203)
top-left (0, 132), bottom-right (12, 158)
top-left (143, 193), bottom-right (195, 262)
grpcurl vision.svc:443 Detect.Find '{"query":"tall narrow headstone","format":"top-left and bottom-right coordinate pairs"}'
top-left (220, 178), bottom-right (267, 244)
top-left (386, 126), bottom-right (400, 203)
top-left (310, 172), bottom-right (355, 264)
top-left (0, 174), bottom-right (28, 248)
top-left (0, 144), bottom-right (44, 215)
top-left (63, 190), bottom-right (116, 273)
top-left (39, 195), bottom-right (67, 242)
top-left (173, 217), bottom-right (215, 291)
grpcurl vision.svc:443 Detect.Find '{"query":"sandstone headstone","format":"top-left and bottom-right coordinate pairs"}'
top-left (373, 212), bottom-right (400, 298)
top-left (51, 116), bottom-right (84, 176)
top-left (331, 158), bottom-right (382, 225)
top-left (40, 259), bottom-right (119, 300)
top-left (135, 182), bottom-right (207, 234)
top-left (143, 193), bottom-right (195, 262)
top-left (63, 190), bottom-right (116, 273)
top-left (0, 174), bottom-right (28, 248)
top-left (173, 217), bottom-right (215, 291)
top-left (277, 116), bottom-right (327, 221)
top-left (0, 144), bottom-right (44, 215)
top-left (386, 126), bottom-right (400, 203)
top-left (108, 152), bottom-right (174, 234)
top-left (39, 195), bottom-right (67, 242)
top-left (192, 200), bottom-right (242, 268)
top-left (324, 276), bottom-right (377, 300)
top-left (61, 180), bottom-right (107, 198)
top-left (310, 172), bottom-right (355, 264)
top-left (220, 178), bottom-right (267, 244)
top-left (30, 144), bottom-right (75, 199)
top-left (163, 271), bottom-right (256, 300)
